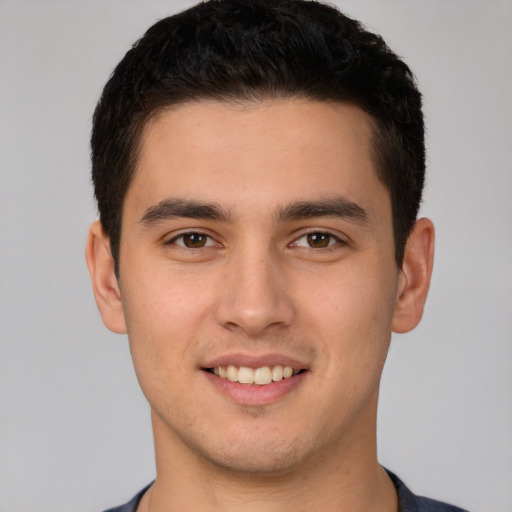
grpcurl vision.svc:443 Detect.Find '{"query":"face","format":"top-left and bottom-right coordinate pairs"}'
top-left (115, 100), bottom-right (404, 474)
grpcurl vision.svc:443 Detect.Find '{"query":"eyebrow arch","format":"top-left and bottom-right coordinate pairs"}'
top-left (139, 199), bottom-right (232, 225)
top-left (276, 197), bottom-right (368, 224)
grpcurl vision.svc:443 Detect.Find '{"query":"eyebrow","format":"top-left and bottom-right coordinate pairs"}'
top-left (139, 196), bottom-right (368, 227)
top-left (139, 199), bottom-right (232, 225)
top-left (276, 197), bottom-right (368, 224)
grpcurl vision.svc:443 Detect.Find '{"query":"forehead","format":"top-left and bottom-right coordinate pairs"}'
top-left (126, 99), bottom-right (388, 221)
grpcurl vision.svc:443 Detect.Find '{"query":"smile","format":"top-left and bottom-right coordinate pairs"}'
top-left (208, 365), bottom-right (302, 385)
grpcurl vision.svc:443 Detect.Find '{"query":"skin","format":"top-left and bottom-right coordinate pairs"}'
top-left (86, 99), bottom-right (434, 512)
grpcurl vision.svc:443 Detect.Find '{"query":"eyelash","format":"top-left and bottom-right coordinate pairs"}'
top-left (166, 230), bottom-right (345, 250)
top-left (166, 231), bottom-right (219, 249)
top-left (290, 231), bottom-right (344, 250)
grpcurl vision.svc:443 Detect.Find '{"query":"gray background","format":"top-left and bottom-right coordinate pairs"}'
top-left (1, 1), bottom-right (511, 511)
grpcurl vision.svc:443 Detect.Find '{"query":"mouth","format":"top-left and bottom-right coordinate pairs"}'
top-left (204, 365), bottom-right (304, 385)
top-left (201, 354), bottom-right (309, 405)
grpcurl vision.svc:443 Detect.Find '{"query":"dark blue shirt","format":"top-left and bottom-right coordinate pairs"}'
top-left (103, 470), bottom-right (469, 512)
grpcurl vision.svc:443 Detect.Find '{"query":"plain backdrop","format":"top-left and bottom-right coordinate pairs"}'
top-left (1, 1), bottom-right (511, 511)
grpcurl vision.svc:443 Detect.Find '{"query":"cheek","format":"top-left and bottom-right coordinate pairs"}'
top-left (121, 254), bottom-right (215, 332)
top-left (297, 263), bottom-right (397, 364)
top-left (119, 266), bottom-right (215, 393)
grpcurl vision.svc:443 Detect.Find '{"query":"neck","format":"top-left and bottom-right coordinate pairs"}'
top-left (144, 402), bottom-right (397, 512)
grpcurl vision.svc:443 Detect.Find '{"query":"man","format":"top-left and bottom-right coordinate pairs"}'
top-left (85, 1), bottom-right (467, 510)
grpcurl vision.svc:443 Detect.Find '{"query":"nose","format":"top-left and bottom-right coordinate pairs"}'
top-left (213, 244), bottom-right (295, 336)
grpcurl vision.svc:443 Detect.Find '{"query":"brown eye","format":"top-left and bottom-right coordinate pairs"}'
top-left (306, 233), bottom-right (331, 248)
top-left (291, 231), bottom-right (342, 250)
top-left (182, 233), bottom-right (208, 248)
top-left (170, 232), bottom-right (214, 248)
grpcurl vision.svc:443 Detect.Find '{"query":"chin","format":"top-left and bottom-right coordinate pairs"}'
top-left (197, 434), bottom-right (311, 476)
top-left (205, 449), bottom-right (303, 476)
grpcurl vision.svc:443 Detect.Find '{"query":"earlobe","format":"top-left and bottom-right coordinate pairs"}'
top-left (85, 221), bottom-right (127, 334)
top-left (392, 218), bottom-right (435, 334)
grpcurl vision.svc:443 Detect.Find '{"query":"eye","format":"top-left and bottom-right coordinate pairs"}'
top-left (292, 232), bottom-right (341, 249)
top-left (169, 232), bottom-right (216, 248)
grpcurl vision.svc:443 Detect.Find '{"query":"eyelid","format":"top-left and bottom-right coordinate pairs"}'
top-left (165, 230), bottom-right (220, 247)
top-left (163, 228), bottom-right (347, 250)
top-left (290, 229), bottom-right (346, 249)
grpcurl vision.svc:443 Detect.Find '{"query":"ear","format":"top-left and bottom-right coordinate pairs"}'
top-left (85, 221), bottom-right (127, 334)
top-left (392, 218), bottom-right (435, 333)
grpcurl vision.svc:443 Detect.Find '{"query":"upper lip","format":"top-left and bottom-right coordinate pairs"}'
top-left (202, 353), bottom-right (309, 370)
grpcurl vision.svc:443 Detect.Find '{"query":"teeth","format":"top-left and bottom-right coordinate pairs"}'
top-left (212, 365), bottom-right (299, 385)
top-left (226, 365), bottom-right (239, 382)
top-left (254, 366), bottom-right (273, 385)
top-left (272, 365), bottom-right (283, 381)
top-left (238, 366), bottom-right (254, 384)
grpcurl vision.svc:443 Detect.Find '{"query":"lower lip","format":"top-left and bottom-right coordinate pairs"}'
top-left (203, 370), bottom-right (308, 406)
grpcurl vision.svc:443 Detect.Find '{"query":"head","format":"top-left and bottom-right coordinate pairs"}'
top-left (87, 0), bottom-right (434, 480)
top-left (91, 0), bottom-right (425, 277)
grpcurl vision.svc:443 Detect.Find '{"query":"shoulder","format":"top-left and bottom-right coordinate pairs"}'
top-left (387, 470), bottom-right (469, 512)
top-left (103, 474), bottom-right (470, 512)
top-left (101, 484), bottom-right (151, 512)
